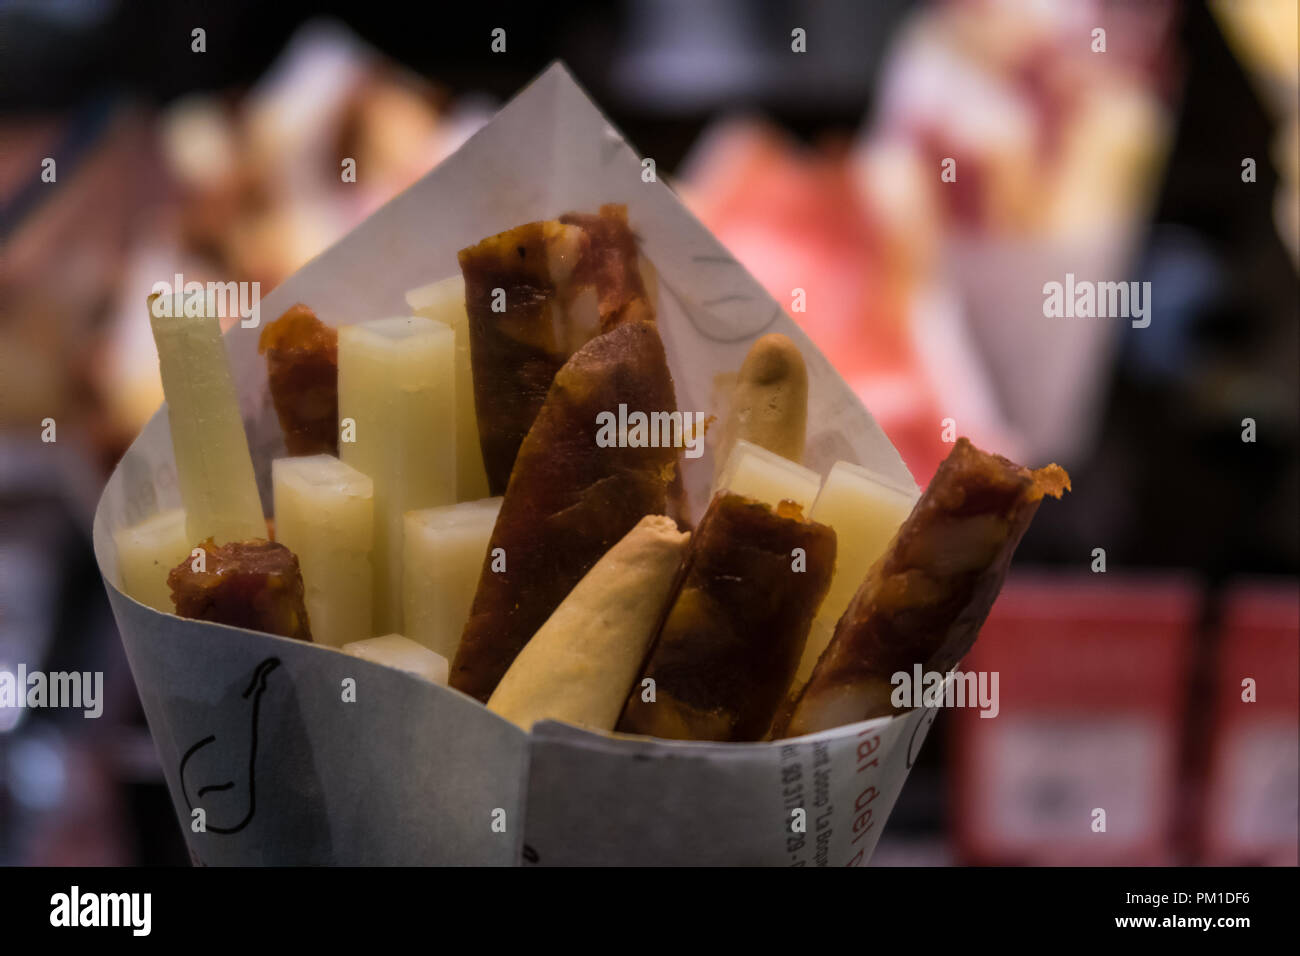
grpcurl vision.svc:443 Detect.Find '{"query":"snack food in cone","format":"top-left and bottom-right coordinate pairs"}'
top-left (93, 66), bottom-right (1067, 866)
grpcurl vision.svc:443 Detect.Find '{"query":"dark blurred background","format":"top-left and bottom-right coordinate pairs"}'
top-left (2, 0), bottom-right (1296, 865)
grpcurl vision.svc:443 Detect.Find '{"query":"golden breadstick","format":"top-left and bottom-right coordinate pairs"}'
top-left (714, 333), bottom-right (808, 481)
top-left (488, 515), bottom-right (689, 732)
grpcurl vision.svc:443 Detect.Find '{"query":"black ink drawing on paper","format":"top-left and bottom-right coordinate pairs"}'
top-left (179, 657), bottom-right (280, 834)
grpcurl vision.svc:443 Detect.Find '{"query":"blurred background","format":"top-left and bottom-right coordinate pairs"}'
top-left (1, 0), bottom-right (1296, 865)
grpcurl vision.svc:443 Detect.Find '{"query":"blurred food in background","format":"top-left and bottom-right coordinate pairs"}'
top-left (1210, 0), bottom-right (1299, 266)
top-left (162, 22), bottom-right (491, 290)
top-left (104, 22), bottom-right (495, 438)
top-left (864, 0), bottom-right (1177, 467)
top-left (681, 0), bottom-right (1180, 475)
top-left (0, 0), bottom-right (1295, 867)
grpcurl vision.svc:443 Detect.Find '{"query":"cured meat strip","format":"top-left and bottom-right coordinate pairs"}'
top-left (557, 205), bottom-right (654, 329)
top-left (773, 439), bottom-right (1068, 738)
top-left (258, 304), bottom-right (338, 456)
top-left (450, 320), bottom-right (679, 702)
top-left (458, 205), bottom-right (652, 494)
top-left (168, 538), bottom-right (313, 642)
top-left (617, 494), bottom-right (835, 742)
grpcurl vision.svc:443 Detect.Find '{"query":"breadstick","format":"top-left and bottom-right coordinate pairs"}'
top-left (714, 333), bottom-right (808, 481)
top-left (488, 515), bottom-right (689, 732)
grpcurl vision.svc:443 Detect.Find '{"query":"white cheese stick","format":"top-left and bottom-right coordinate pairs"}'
top-left (488, 515), bottom-right (689, 732)
top-left (793, 460), bottom-right (920, 688)
top-left (714, 439), bottom-right (822, 512)
top-left (272, 455), bottom-right (374, 647)
top-left (338, 316), bottom-right (456, 633)
top-left (403, 496), bottom-right (501, 659)
top-left (148, 294), bottom-right (265, 544)
top-left (342, 634), bottom-right (448, 685)
top-left (113, 507), bottom-right (192, 612)
top-left (405, 276), bottom-right (490, 501)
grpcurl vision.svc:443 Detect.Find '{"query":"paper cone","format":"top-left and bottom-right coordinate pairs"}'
top-left (94, 63), bottom-right (937, 866)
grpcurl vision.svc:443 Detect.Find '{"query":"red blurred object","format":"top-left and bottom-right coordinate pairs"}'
top-left (1199, 580), bottom-right (1299, 866)
top-left (682, 122), bottom-right (953, 483)
top-left (951, 573), bottom-right (1197, 865)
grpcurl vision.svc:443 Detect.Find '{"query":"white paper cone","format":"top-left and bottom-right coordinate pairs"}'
top-left (94, 62), bottom-right (937, 866)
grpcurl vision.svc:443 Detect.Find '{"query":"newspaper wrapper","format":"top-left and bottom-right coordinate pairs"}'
top-left (93, 63), bottom-right (940, 866)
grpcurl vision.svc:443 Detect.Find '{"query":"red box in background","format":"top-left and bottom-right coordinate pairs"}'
top-left (951, 573), bottom-right (1198, 865)
top-left (1199, 580), bottom-right (1299, 866)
